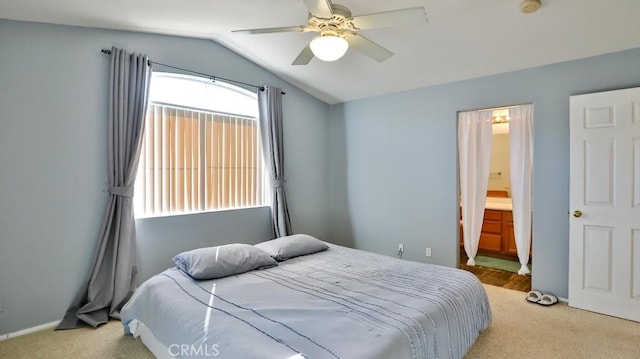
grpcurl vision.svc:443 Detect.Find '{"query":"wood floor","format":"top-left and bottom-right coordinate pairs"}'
top-left (459, 254), bottom-right (532, 292)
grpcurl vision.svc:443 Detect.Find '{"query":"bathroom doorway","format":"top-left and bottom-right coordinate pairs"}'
top-left (457, 104), bottom-right (533, 291)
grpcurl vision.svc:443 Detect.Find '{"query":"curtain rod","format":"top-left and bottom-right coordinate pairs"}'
top-left (458, 102), bottom-right (533, 114)
top-left (100, 49), bottom-right (285, 95)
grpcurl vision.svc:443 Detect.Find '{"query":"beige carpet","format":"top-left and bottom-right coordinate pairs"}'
top-left (466, 285), bottom-right (640, 358)
top-left (1, 284), bottom-right (638, 358)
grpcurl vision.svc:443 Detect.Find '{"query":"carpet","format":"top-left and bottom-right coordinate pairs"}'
top-left (475, 255), bottom-right (530, 273)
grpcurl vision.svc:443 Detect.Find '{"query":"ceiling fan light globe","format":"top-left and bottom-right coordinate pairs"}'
top-left (310, 35), bottom-right (348, 62)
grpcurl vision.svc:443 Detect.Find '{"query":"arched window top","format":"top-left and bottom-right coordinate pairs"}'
top-left (148, 72), bottom-right (258, 118)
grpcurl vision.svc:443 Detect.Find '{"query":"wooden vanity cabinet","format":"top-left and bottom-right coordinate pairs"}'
top-left (478, 210), bottom-right (502, 252)
top-left (461, 209), bottom-right (518, 259)
top-left (502, 211), bottom-right (518, 256)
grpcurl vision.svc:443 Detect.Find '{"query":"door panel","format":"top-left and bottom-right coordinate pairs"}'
top-left (481, 221), bottom-right (501, 234)
top-left (584, 105), bottom-right (615, 128)
top-left (634, 138), bottom-right (640, 207)
top-left (483, 209), bottom-right (502, 221)
top-left (479, 234), bottom-right (501, 252)
top-left (503, 221), bottom-right (517, 255)
top-left (569, 87), bottom-right (640, 322)
top-left (633, 230), bottom-right (640, 299)
top-left (584, 139), bottom-right (615, 206)
top-left (582, 225), bottom-right (613, 293)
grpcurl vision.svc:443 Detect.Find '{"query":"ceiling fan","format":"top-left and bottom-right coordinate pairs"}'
top-left (232, 0), bottom-right (427, 65)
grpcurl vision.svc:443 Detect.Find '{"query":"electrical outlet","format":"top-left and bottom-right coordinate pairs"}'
top-left (425, 248), bottom-right (432, 257)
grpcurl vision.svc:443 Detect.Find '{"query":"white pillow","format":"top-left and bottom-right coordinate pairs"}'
top-left (173, 243), bottom-right (277, 280)
top-left (255, 234), bottom-right (328, 261)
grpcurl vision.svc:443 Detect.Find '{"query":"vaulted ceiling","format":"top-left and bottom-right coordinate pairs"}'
top-left (2, 0), bottom-right (640, 104)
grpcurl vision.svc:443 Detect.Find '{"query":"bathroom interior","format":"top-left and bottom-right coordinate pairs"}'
top-left (458, 106), bottom-right (532, 291)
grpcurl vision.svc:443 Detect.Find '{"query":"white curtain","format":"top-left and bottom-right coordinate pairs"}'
top-left (458, 110), bottom-right (493, 266)
top-left (509, 104), bottom-right (533, 275)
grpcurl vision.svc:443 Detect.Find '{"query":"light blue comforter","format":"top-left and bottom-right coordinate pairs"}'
top-left (121, 244), bottom-right (491, 359)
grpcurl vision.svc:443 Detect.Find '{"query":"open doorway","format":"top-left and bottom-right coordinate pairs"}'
top-left (457, 104), bottom-right (533, 292)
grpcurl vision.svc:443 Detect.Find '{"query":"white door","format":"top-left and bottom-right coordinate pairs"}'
top-left (569, 87), bottom-right (640, 322)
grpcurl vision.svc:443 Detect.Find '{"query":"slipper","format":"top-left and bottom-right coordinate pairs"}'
top-left (538, 294), bottom-right (558, 306)
top-left (526, 290), bottom-right (543, 303)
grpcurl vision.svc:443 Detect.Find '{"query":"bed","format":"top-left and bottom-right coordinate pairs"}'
top-left (121, 240), bottom-right (491, 359)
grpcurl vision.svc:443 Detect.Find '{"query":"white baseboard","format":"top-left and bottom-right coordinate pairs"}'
top-left (0, 320), bottom-right (61, 341)
top-left (559, 297), bottom-right (568, 304)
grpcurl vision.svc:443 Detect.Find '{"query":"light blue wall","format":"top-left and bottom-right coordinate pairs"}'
top-left (0, 20), bottom-right (330, 335)
top-left (328, 47), bottom-right (640, 299)
top-left (136, 208), bottom-right (272, 281)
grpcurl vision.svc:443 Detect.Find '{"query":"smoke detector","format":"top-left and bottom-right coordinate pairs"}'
top-left (520, 0), bottom-right (541, 14)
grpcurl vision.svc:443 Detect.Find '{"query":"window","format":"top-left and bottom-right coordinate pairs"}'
top-left (134, 73), bottom-right (268, 217)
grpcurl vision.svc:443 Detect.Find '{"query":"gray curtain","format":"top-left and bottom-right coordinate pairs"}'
top-left (57, 47), bottom-right (151, 329)
top-left (258, 86), bottom-right (292, 238)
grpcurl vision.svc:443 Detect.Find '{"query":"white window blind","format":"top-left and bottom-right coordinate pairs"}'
top-left (134, 103), bottom-right (268, 217)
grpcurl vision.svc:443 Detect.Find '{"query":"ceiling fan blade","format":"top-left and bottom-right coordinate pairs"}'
top-left (302, 0), bottom-right (333, 18)
top-left (232, 26), bottom-right (306, 35)
top-left (292, 45), bottom-right (315, 65)
top-left (347, 34), bottom-right (393, 62)
top-left (351, 7), bottom-right (427, 30)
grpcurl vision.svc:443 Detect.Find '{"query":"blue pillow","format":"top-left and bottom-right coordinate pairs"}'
top-left (255, 234), bottom-right (328, 261)
top-left (173, 243), bottom-right (277, 280)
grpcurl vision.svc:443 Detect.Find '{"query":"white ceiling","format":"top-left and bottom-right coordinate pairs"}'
top-left (2, 0), bottom-right (640, 104)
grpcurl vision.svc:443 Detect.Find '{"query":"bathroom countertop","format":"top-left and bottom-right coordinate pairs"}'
top-left (485, 197), bottom-right (513, 211)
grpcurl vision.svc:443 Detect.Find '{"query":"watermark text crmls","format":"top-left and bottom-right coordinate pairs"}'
top-left (168, 344), bottom-right (220, 357)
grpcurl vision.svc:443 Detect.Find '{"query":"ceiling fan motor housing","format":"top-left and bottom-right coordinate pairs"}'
top-left (308, 3), bottom-right (357, 36)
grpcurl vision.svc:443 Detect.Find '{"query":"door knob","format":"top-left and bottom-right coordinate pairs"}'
top-left (573, 210), bottom-right (582, 218)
